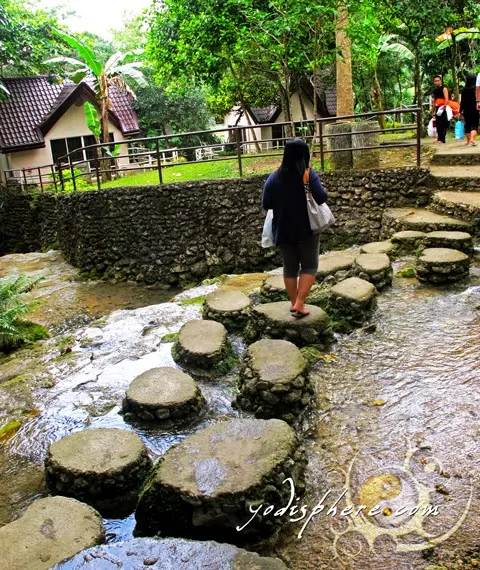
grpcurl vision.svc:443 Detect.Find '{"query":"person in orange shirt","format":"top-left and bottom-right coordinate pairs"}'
top-left (430, 75), bottom-right (450, 143)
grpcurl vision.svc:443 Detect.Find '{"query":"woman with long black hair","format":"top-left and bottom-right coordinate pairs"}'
top-left (460, 73), bottom-right (479, 146)
top-left (262, 138), bottom-right (328, 318)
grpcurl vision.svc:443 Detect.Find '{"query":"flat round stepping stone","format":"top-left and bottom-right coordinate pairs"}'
top-left (328, 277), bottom-right (377, 332)
top-left (260, 275), bottom-right (288, 303)
top-left (45, 428), bottom-right (152, 503)
top-left (317, 252), bottom-right (356, 283)
top-left (381, 207), bottom-right (472, 236)
top-left (415, 248), bottom-right (470, 284)
top-left (244, 301), bottom-right (334, 348)
top-left (354, 253), bottom-right (393, 289)
top-left (203, 290), bottom-right (252, 331)
top-left (423, 231), bottom-right (474, 257)
top-left (122, 367), bottom-right (206, 425)
top-left (172, 319), bottom-right (235, 378)
top-left (53, 537), bottom-right (288, 570)
top-left (391, 230), bottom-right (426, 255)
top-left (235, 339), bottom-right (312, 423)
top-left (135, 418), bottom-right (307, 543)
top-left (360, 240), bottom-right (395, 257)
top-left (0, 496), bottom-right (104, 570)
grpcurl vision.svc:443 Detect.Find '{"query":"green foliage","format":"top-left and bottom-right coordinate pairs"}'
top-left (84, 101), bottom-right (101, 139)
top-left (178, 296), bottom-right (206, 306)
top-left (0, 273), bottom-right (48, 352)
top-left (160, 332), bottom-right (179, 343)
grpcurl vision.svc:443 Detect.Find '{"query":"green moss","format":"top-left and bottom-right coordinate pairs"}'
top-left (179, 296), bottom-right (206, 306)
top-left (55, 335), bottom-right (75, 351)
top-left (300, 346), bottom-right (325, 368)
top-left (397, 267), bottom-right (416, 278)
top-left (40, 239), bottom-right (60, 252)
top-left (160, 332), bottom-right (179, 343)
top-left (91, 318), bottom-right (107, 327)
top-left (201, 274), bottom-right (229, 286)
top-left (0, 420), bottom-right (21, 442)
top-left (0, 375), bottom-right (27, 389)
top-left (214, 351), bottom-right (238, 376)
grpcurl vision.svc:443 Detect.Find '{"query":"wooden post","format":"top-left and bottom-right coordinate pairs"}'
top-left (319, 120), bottom-right (325, 171)
top-left (69, 155), bottom-right (76, 192)
top-left (156, 139), bottom-right (163, 184)
top-left (416, 108), bottom-right (422, 168)
top-left (58, 161), bottom-right (64, 192)
top-left (51, 165), bottom-right (58, 192)
top-left (38, 168), bottom-right (43, 192)
top-left (236, 128), bottom-right (243, 177)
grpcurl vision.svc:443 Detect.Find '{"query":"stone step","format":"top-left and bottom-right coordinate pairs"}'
top-left (430, 145), bottom-right (480, 166)
top-left (380, 208), bottom-right (473, 238)
top-left (429, 191), bottom-right (480, 235)
top-left (53, 538), bottom-right (289, 570)
top-left (429, 166), bottom-right (480, 191)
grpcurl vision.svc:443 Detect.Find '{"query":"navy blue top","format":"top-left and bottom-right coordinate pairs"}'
top-left (262, 169), bottom-right (328, 245)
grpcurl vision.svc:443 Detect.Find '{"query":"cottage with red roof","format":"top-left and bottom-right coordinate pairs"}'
top-left (0, 76), bottom-right (140, 183)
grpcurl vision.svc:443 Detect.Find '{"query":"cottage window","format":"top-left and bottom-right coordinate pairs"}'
top-left (50, 133), bottom-right (115, 168)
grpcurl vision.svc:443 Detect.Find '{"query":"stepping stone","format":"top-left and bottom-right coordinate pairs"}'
top-left (391, 230), bottom-right (426, 255)
top-left (415, 248), bottom-right (470, 284)
top-left (135, 418), bottom-right (307, 543)
top-left (45, 428), bottom-right (152, 504)
top-left (244, 301), bottom-right (334, 348)
top-left (354, 253), bottom-right (393, 289)
top-left (316, 252), bottom-right (356, 283)
top-left (172, 319), bottom-right (235, 378)
top-left (53, 537), bottom-right (288, 570)
top-left (203, 290), bottom-right (252, 332)
top-left (328, 277), bottom-right (377, 332)
top-left (0, 496), bottom-right (105, 570)
top-left (423, 231), bottom-right (474, 257)
top-left (381, 208), bottom-right (472, 238)
top-left (430, 191), bottom-right (480, 235)
top-left (360, 240), bottom-right (395, 257)
top-left (260, 275), bottom-right (289, 303)
top-left (235, 339), bottom-right (312, 424)
top-left (122, 367), bottom-right (206, 425)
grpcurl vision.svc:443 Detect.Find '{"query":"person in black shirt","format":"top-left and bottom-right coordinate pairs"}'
top-left (460, 73), bottom-right (479, 146)
top-left (430, 75), bottom-right (450, 143)
top-left (262, 138), bottom-right (327, 318)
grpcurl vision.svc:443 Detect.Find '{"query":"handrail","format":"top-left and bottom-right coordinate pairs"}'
top-left (3, 107), bottom-right (422, 192)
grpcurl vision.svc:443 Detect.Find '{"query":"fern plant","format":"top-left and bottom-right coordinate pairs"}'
top-left (0, 272), bottom-right (48, 352)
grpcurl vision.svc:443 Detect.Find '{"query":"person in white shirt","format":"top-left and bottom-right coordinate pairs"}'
top-left (476, 73), bottom-right (480, 111)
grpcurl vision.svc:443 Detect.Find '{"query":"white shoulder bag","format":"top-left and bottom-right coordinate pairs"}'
top-left (304, 168), bottom-right (335, 233)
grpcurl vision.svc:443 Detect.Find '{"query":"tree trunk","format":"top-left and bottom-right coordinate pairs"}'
top-left (281, 78), bottom-right (294, 138)
top-left (311, 21), bottom-right (319, 154)
top-left (100, 71), bottom-right (112, 182)
top-left (335, 2), bottom-right (354, 119)
top-left (372, 67), bottom-right (386, 130)
top-left (413, 47), bottom-right (424, 137)
top-left (229, 61), bottom-right (261, 153)
top-left (451, 34), bottom-right (460, 100)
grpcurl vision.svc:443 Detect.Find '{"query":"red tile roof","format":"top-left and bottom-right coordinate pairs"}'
top-left (0, 76), bottom-right (139, 152)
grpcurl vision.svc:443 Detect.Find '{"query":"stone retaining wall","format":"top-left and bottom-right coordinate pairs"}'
top-left (1, 168), bottom-right (433, 286)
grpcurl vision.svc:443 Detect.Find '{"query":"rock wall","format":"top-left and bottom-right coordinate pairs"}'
top-left (0, 186), bottom-right (58, 256)
top-left (1, 168), bottom-right (433, 286)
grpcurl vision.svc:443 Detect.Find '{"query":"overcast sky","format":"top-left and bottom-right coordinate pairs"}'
top-left (38, 0), bottom-right (152, 39)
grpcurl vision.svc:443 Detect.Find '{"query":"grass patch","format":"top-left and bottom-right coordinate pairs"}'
top-left (179, 296), bottom-right (206, 306)
top-left (0, 420), bottom-right (21, 443)
top-left (160, 332), bottom-right (179, 343)
top-left (397, 268), bottom-right (416, 278)
top-left (202, 274), bottom-right (229, 286)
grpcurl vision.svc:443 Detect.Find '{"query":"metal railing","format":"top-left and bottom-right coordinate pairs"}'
top-left (3, 107), bottom-right (422, 192)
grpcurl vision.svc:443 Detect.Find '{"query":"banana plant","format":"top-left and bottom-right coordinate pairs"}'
top-left (45, 30), bottom-right (147, 176)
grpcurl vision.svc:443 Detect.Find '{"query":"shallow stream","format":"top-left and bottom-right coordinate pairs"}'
top-left (0, 249), bottom-right (479, 570)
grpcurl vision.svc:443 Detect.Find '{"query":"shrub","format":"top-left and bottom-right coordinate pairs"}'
top-left (0, 273), bottom-right (49, 353)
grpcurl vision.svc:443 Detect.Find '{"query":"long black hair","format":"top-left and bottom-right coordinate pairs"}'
top-left (465, 73), bottom-right (477, 89)
top-left (278, 138), bottom-right (310, 180)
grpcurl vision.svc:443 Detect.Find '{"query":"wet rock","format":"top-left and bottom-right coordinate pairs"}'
top-left (423, 231), bottom-right (474, 257)
top-left (354, 253), bottom-right (393, 290)
top-left (172, 319), bottom-right (235, 379)
top-left (380, 207), bottom-right (472, 239)
top-left (135, 418), bottom-right (307, 544)
top-left (45, 428), bottom-right (152, 504)
top-left (122, 367), bottom-right (206, 426)
top-left (390, 230), bottom-right (426, 255)
top-left (316, 252), bottom-right (356, 283)
top-left (328, 277), bottom-right (377, 332)
top-left (52, 537), bottom-right (288, 569)
top-left (244, 301), bottom-right (334, 349)
top-left (235, 339), bottom-right (312, 423)
top-left (0, 496), bottom-right (105, 570)
top-left (359, 240), bottom-right (395, 257)
top-left (260, 275), bottom-right (289, 303)
top-left (203, 290), bottom-right (252, 332)
top-left (415, 248), bottom-right (470, 284)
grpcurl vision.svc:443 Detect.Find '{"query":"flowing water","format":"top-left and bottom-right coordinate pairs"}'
top-left (0, 249), bottom-right (479, 570)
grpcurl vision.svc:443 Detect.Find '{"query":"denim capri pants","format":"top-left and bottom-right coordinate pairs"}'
top-left (278, 233), bottom-right (320, 278)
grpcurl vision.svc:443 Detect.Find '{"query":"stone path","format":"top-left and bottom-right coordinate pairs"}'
top-left (381, 207), bottom-right (473, 236)
top-left (430, 138), bottom-right (480, 166)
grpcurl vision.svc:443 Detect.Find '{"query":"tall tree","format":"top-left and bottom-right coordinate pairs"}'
top-left (335, 2), bottom-right (354, 117)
